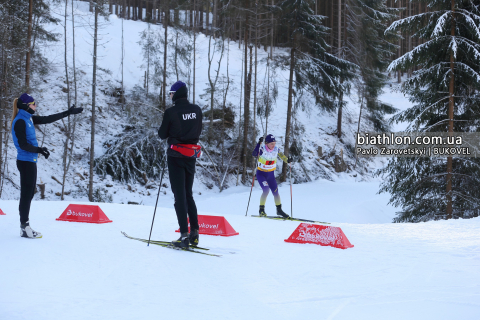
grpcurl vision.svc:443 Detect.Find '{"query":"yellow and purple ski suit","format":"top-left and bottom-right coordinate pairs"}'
top-left (252, 143), bottom-right (289, 206)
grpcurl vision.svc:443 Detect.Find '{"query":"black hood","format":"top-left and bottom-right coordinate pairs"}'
top-left (172, 86), bottom-right (188, 102)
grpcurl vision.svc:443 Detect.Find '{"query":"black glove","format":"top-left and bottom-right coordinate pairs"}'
top-left (37, 147), bottom-right (50, 159)
top-left (258, 137), bottom-right (264, 144)
top-left (287, 157), bottom-right (293, 163)
top-left (68, 105), bottom-right (83, 115)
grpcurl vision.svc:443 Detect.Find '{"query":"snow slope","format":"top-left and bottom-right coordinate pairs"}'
top-left (1, 0), bottom-right (384, 201)
top-left (1, 179), bottom-right (479, 320)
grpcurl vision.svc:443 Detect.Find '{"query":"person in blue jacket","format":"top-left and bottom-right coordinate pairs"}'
top-left (11, 93), bottom-right (83, 238)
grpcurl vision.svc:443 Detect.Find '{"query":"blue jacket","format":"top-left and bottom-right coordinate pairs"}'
top-left (12, 109), bottom-right (39, 162)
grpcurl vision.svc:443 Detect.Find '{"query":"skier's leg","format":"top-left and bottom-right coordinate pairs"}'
top-left (256, 170), bottom-right (270, 216)
top-left (17, 160), bottom-right (36, 225)
top-left (17, 160), bottom-right (42, 238)
top-left (267, 173), bottom-right (289, 218)
top-left (256, 171), bottom-right (270, 206)
top-left (184, 158), bottom-right (199, 245)
top-left (266, 172), bottom-right (282, 206)
top-left (167, 157), bottom-right (189, 234)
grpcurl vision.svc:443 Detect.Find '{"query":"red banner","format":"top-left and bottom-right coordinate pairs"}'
top-left (176, 215), bottom-right (239, 236)
top-left (0, 209), bottom-right (5, 215)
top-left (285, 223), bottom-right (353, 249)
top-left (56, 204), bottom-right (112, 224)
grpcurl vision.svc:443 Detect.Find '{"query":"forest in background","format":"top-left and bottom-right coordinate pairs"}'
top-left (0, 0), bottom-right (479, 223)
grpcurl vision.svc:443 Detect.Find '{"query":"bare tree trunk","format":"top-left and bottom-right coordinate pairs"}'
top-left (193, 13), bottom-right (196, 104)
top-left (89, 4), bottom-right (100, 201)
top-left (281, 45), bottom-right (295, 182)
top-left (336, 0), bottom-right (343, 139)
top-left (266, 56), bottom-right (270, 134)
top-left (207, 35), bottom-right (225, 141)
top-left (446, 0), bottom-right (455, 219)
top-left (61, 0), bottom-right (72, 200)
top-left (162, 7), bottom-right (168, 110)
top-left (213, 0), bottom-right (217, 37)
top-left (253, 2), bottom-right (258, 146)
top-left (241, 8), bottom-right (251, 183)
top-left (236, 42), bottom-right (244, 186)
top-left (121, 15), bottom-right (125, 107)
top-left (221, 40), bottom-right (230, 174)
top-left (146, 23), bottom-right (150, 95)
top-left (270, 0), bottom-right (274, 58)
top-left (397, 0), bottom-right (401, 83)
top-left (174, 31), bottom-right (179, 80)
top-left (206, 0), bottom-right (210, 33)
top-left (25, 0), bottom-right (33, 91)
top-left (138, 0), bottom-right (143, 20)
top-left (68, 0), bottom-right (79, 175)
top-left (199, 0), bottom-right (204, 30)
top-left (0, 38), bottom-right (6, 187)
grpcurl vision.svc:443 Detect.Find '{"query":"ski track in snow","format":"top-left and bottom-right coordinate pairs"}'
top-left (1, 183), bottom-right (479, 320)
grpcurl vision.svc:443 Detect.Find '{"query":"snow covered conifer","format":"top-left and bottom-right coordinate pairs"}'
top-left (276, 0), bottom-right (356, 181)
top-left (346, 0), bottom-right (399, 132)
top-left (380, 0), bottom-right (480, 221)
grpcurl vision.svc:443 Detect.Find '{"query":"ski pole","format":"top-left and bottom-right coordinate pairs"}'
top-left (147, 148), bottom-right (168, 246)
top-left (245, 136), bottom-right (265, 216)
top-left (289, 163), bottom-right (293, 218)
top-left (245, 169), bottom-right (256, 217)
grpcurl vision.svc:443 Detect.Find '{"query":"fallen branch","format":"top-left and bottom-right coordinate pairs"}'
top-left (52, 176), bottom-right (64, 186)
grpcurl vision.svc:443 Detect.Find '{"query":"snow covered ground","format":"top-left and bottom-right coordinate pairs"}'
top-left (1, 179), bottom-right (479, 320)
top-left (1, 2), bottom-right (479, 319)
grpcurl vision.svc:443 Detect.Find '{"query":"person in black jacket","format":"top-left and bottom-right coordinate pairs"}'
top-left (158, 81), bottom-right (203, 248)
top-left (11, 93), bottom-right (83, 238)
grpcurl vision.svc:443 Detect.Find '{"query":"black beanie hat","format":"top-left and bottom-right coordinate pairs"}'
top-left (17, 93), bottom-right (35, 113)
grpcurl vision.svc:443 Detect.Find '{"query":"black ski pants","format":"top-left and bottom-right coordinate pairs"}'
top-left (167, 156), bottom-right (199, 234)
top-left (16, 160), bottom-right (37, 225)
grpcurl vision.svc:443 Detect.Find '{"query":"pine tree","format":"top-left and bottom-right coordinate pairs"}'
top-left (346, 0), bottom-right (399, 132)
top-left (276, 0), bottom-right (356, 181)
top-left (380, 0), bottom-right (480, 221)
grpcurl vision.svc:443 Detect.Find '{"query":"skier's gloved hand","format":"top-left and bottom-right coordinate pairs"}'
top-left (258, 137), bottom-right (264, 144)
top-left (68, 104), bottom-right (83, 115)
top-left (287, 157), bottom-right (293, 163)
top-left (37, 147), bottom-right (50, 159)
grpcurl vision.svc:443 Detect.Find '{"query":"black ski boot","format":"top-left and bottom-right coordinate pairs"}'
top-left (171, 232), bottom-right (189, 249)
top-left (276, 205), bottom-right (290, 218)
top-left (189, 229), bottom-right (199, 246)
top-left (259, 205), bottom-right (267, 217)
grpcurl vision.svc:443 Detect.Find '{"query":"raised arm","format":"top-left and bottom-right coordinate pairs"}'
top-left (252, 136), bottom-right (264, 157)
top-left (32, 105), bottom-right (83, 125)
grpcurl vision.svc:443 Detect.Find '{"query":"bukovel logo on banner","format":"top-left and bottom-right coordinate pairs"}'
top-left (66, 210), bottom-right (93, 218)
top-left (200, 223), bottom-right (219, 229)
top-left (189, 222), bottom-right (219, 229)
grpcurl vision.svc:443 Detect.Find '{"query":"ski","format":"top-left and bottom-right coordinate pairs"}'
top-left (251, 215), bottom-right (330, 224)
top-left (121, 231), bottom-right (209, 250)
top-left (121, 232), bottom-right (221, 257)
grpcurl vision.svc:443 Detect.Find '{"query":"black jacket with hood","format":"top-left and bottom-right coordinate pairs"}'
top-left (158, 86), bottom-right (203, 158)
